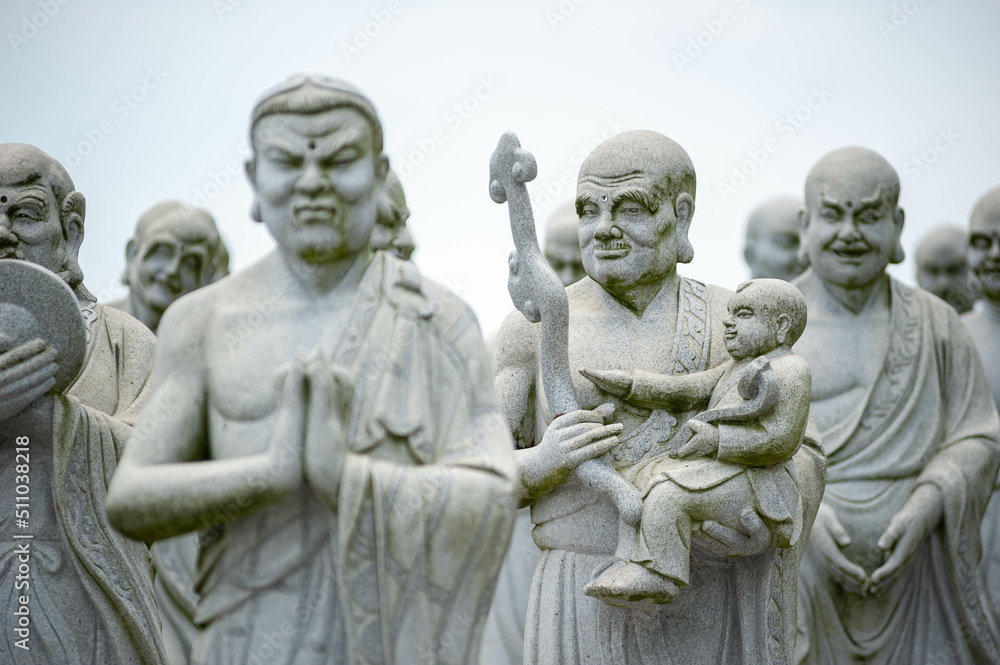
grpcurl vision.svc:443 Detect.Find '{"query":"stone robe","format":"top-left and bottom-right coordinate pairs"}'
top-left (191, 253), bottom-right (517, 665)
top-left (796, 281), bottom-right (1000, 664)
top-left (1, 304), bottom-right (165, 664)
top-left (521, 278), bottom-right (825, 665)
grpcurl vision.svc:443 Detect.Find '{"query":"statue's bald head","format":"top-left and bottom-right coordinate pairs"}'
top-left (0, 143), bottom-right (90, 299)
top-left (971, 185), bottom-right (1000, 233)
top-left (804, 147), bottom-right (900, 213)
top-left (579, 130), bottom-right (696, 207)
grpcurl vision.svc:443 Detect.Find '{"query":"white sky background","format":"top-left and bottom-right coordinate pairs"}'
top-left (3, 0), bottom-right (999, 336)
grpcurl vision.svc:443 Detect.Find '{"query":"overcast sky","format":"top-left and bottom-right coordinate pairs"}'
top-left (3, 0), bottom-right (999, 334)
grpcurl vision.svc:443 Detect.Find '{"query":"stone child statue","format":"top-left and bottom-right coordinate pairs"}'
top-left (0, 143), bottom-right (166, 664)
top-left (108, 201), bottom-right (229, 335)
top-left (793, 147), bottom-right (1000, 664)
top-left (580, 278), bottom-right (814, 604)
top-left (106, 76), bottom-right (517, 665)
top-left (494, 129), bottom-right (825, 665)
top-left (744, 197), bottom-right (808, 282)
top-left (914, 224), bottom-right (977, 314)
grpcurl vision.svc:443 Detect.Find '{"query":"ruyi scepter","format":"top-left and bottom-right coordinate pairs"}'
top-left (489, 132), bottom-right (642, 561)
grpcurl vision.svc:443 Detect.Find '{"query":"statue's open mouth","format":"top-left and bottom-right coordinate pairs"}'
top-left (594, 241), bottom-right (630, 259)
top-left (831, 244), bottom-right (868, 259)
top-left (293, 203), bottom-right (338, 224)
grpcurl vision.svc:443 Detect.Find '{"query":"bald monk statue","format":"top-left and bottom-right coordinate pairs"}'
top-left (494, 130), bottom-right (825, 664)
top-left (743, 197), bottom-right (808, 282)
top-left (914, 225), bottom-right (977, 314)
top-left (108, 201), bottom-right (229, 335)
top-left (370, 167), bottom-right (415, 260)
top-left (106, 200), bottom-right (230, 665)
top-left (106, 76), bottom-right (517, 665)
top-left (0, 143), bottom-right (166, 664)
top-left (542, 201), bottom-right (586, 287)
top-left (964, 185), bottom-right (1000, 642)
top-left (793, 147), bottom-right (1000, 664)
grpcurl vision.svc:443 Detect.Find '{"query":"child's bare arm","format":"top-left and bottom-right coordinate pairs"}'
top-left (581, 363), bottom-right (728, 411)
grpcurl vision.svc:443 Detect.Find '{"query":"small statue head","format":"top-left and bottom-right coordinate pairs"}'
top-left (575, 130), bottom-right (696, 293)
top-left (0, 143), bottom-right (93, 301)
top-left (744, 196), bottom-right (808, 282)
top-left (800, 146), bottom-right (905, 290)
top-left (970, 186), bottom-right (1000, 302)
top-left (723, 278), bottom-right (807, 360)
top-left (914, 225), bottom-right (976, 313)
top-left (123, 201), bottom-right (229, 317)
top-left (246, 75), bottom-right (389, 265)
top-left (544, 201), bottom-right (586, 286)
top-left (370, 167), bottom-right (414, 260)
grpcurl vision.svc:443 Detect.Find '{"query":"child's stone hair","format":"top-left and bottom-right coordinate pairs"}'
top-left (735, 278), bottom-right (808, 346)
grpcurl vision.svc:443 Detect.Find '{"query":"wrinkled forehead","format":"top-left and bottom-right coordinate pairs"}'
top-left (139, 211), bottom-right (217, 247)
top-left (577, 170), bottom-right (661, 200)
top-left (252, 108), bottom-right (375, 148)
top-left (806, 179), bottom-right (892, 210)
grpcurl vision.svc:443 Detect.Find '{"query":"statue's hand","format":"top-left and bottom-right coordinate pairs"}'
top-left (694, 510), bottom-right (772, 558)
top-left (579, 368), bottom-right (634, 398)
top-left (870, 483), bottom-right (943, 592)
top-left (519, 403), bottom-right (623, 495)
top-left (807, 502), bottom-right (870, 595)
top-left (675, 420), bottom-right (719, 458)
top-left (302, 351), bottom-right (354, 509)
top-left (0, 339), bottom-right (58, 424)
top-left (265, 354), bottom-right (309, 493)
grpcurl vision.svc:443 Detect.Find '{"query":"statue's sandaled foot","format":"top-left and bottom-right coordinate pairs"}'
top-left (583, 561), bottom-right (679, 607)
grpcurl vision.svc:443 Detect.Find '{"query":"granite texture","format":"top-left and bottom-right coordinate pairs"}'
top-left (793, 146), bottom-right (1000, 664)
top-left (106, 77), bottom-right (517, 665)
top-left (0, 143), bottom-right (165, 664)
top-left (493, 130), bottom-right (825, 665)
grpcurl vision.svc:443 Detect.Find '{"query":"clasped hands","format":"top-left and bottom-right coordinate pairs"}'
top-left (809, 484), bottom-right (944, 596)
top-left (264, 348), bottom-right (354, 499)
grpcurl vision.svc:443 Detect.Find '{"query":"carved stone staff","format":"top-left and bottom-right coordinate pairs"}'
top-left (489, 132), bottom-right (642, 561)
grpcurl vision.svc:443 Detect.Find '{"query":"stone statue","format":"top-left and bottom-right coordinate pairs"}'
top-left (370, 167), bottom-right (415, 260)
top-left (963, 185), bottom-right (1000, 642)
top-left (480, 200), bottom-right (586, 665)
top-left (492, 129), bottom-right (825, 664)
top-left (580, 278), bottom-right (816, 604)
top-left (543, 201), bottom-right (586, 286)
top-left (108, 201), bottom-right (230, 334)
top-left (914, 224), bottom-right (977, 314)
top-left (793, 147), bottom-right (1000, 664)
top-left (744, 197), bottom-right (808, 282)
top-left (0, 143), bottom-right (166, 664)
top-left (105, 200), bottom-right (230, 665)
top-left (106, 76), bottom-right (517, 665)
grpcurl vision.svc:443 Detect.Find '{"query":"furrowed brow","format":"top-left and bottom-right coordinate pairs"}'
top-left (575, 194), bottom-right (597, 216)
top-left (612, 187), bottom-right (660, 214)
